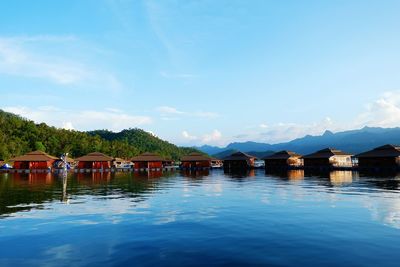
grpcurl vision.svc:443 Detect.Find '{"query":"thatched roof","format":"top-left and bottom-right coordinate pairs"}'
top-left (303, 148), bottom-right (352, 159)
top-left (263, 150), bottom-right (302, 160)
top-left (131, 152), bottom-right (166, 162)
top-left (356, 144), bottom-right (400, 158)
top-left (10, 150), bottom-right (59, 162)
top-left (223, 151), bottom-right (257, 161)
top-left (181, 152), bottom-right (211, 162)
top-left (75, 152), bottom-right (114, 162)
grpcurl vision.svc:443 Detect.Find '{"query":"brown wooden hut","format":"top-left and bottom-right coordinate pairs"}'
top-left (131, 152), bottom-right (166, 171)
top-left (263, 150), bottom-right (303, 169)
top-left (356, 144), bottom-right (400, 170)
top-left (223, 151), bottom-right (257, 170)
top-left (75, 152), bottom-right (113, 169)
top-left (303, 148), bottom-right (352, 169)
top-left (181, 153), bottom-right (211, 169)
top-left (10, 150), bottom-right (59, 170)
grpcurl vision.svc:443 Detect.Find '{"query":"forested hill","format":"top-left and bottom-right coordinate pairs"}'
top-left (88, 129), bottom-right (198, 160)
top-left (0, 109), bottom-right (198, 161)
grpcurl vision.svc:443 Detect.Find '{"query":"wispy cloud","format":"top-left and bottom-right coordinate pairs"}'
top-left (157, 106), bottom-right (185, 115)
top-left (0, 36), bottom-right (88, 84)
top-left (0, 35), bottom-right (124, 91)
top-left (2, 106), bottom-right (152, 132)
top-left (156, 105), bottom-right (219, 120)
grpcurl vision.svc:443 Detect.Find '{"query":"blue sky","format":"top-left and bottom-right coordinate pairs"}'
top-left (1, 0), bottom-right (400, 146)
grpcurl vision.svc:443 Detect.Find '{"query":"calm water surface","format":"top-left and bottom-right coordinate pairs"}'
top-left (1, 169), bottom-right (400, 266)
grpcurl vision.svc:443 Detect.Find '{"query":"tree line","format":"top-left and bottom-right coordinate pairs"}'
top-left (0, 110), bottom-right (199, 161)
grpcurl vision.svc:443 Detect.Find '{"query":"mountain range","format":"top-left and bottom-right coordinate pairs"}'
top-left (197, 127), bottom-right (400, 157)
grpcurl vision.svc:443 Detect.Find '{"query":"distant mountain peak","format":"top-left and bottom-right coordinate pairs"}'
top-left (323, 130), bottom-right (334, 136)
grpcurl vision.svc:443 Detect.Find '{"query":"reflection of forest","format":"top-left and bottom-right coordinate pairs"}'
top-left (0, 172), bottom-right (174, 217)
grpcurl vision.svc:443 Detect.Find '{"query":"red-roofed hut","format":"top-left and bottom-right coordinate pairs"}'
top-left (181, 153), bottom-right (211, 169)
top-left (75, 152), bottom-right (113, 169)
top-left (10, 150), bottom-right (59, 169)
top-left (131, 152), bottom-right (166, 171)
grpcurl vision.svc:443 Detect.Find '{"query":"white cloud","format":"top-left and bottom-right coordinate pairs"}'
top-left (233, 91), bottom-right (400, 144)
top-left (202, 129), bottom-right (222, 143)
top-left (2, 106), bottom-right (152, 132)
top-left (356, 91), bottom-right (400, 127)
top-left (62, 122), bottom-right (74, 130)
top-left (181, 129), bottom-right (224, 145)
top-left (182, 130), bottom-right (197, 141)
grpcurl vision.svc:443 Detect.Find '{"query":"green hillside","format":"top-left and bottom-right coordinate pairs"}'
top-left (88, 129), bottom-right (199, 160)
top-left (0, 109), bottom-right (199, 160)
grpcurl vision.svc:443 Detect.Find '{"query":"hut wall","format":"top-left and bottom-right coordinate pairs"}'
top-left (29, 161), bottom-right (54, 169)
top-left (330, 156), bottom-right (352, 167)
top-left (265, 159), bottom-right (289, 167)
top-left (358, 157), bottom-right (400, 169)
top-left (13, 161), bottom-right (30, 169)
top-left (181, 161), bottom-right (211, 168)
top-left (134, 161), bottom-right (163, 169)
top-left (304, 158), bottom-right (331, 168)
top-left (224, 160), bottom-right (250, 170)
top-left (92, 161), bottom-right (111, 169)
top-left (77, 161), bottom-right (111, 169)
top-left (13, 161), bottom-right (53, 169)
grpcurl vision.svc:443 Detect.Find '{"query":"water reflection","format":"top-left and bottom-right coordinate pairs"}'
top-left (329, 171), bottom-right (356, 186)
top-left (224, 169), bottom-right (256, 179)
top-left (1, 170), bottom-right (400, 266)
top-left (266, 169), bottom-right (305, 181)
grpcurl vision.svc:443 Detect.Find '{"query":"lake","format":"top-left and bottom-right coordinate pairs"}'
top-left (1, 169), bottom-right (400, 266)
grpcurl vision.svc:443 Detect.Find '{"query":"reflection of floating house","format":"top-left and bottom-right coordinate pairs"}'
top-left (263, 151), bottom-right (303, 169)
top-left (11, 150), bottom-right (58, 170)
top-left (329, 171), bottom-right (354, 186)
top-left (131, 152), bottom-right (165, 171)
top-left (75, 152), bottom-right (113, 170)
top-left (303, 148), bottom-right (352, 169)
top-left (181, 153), bottom-right (211, 169)
top-left (223, 151), bottom-right (257, 170)
top-left (356, 144), bottom-right (400, 171)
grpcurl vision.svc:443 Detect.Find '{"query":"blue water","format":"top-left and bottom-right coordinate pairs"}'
top-left (1, 169), bottom-right (400, 266)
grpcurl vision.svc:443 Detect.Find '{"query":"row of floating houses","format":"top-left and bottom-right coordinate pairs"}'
top-left (1, 144), bottom-right (400, 172)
